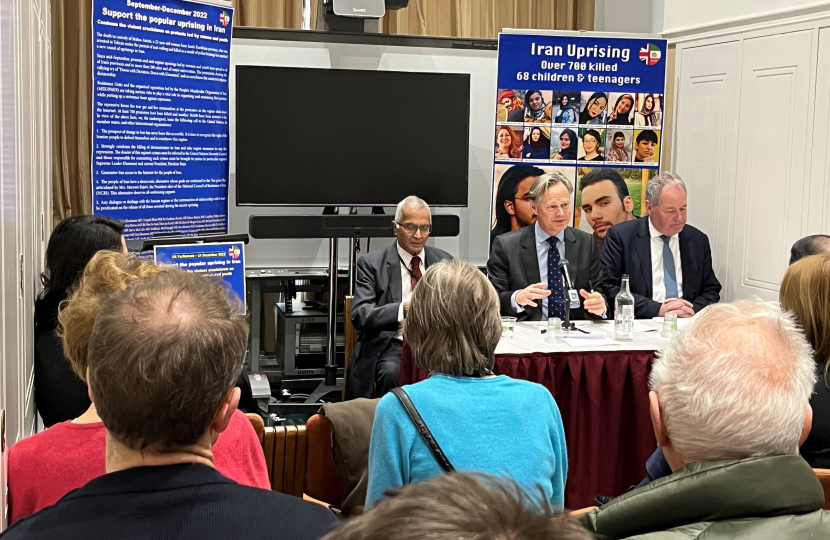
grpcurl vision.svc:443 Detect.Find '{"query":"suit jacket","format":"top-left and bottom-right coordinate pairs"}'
top-left (600, 218), bottom-right (721, 319)
top-left (349, 243), bottom-right (453, 398)
top-left (1, 463), bottom-right (338, 540)
top-left (487, 225), bottom-right (606, 321)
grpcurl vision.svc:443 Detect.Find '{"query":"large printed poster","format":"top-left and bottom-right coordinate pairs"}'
top-left (92, 0), bottom-right (233, 239)
top-left (490, 33), bottom-right (667, 246)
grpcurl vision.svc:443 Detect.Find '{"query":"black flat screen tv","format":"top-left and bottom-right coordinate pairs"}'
top-left (235, 65), bottom-right (470, 206)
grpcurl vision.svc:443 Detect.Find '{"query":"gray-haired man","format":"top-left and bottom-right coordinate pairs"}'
top-left (349, 196), bottom-right (453, 398)
top-left (600, 172), bottom-right (721, 319)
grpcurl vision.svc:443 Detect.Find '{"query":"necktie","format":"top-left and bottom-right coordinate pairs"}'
top-left (660, 235), bottom-right (679, 298)
top-left (410, 256), bottom-right (422, 290)
top-left (546, 237), bottom-right (565, 319)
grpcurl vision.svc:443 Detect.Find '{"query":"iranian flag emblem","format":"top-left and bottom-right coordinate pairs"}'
top-left (219, 11), bottom-right (230, 26)
top-left (639, 43), bottom-right (661, 66)
top-left (229, 245), bottom-right (240, 259)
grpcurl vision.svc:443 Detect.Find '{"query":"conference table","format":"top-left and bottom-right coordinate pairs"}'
top-left (399, 319), bottom-right (671, 510)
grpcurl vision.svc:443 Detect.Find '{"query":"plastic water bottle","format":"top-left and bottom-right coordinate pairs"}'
top-left (614, 274), bottom-right (634, 341)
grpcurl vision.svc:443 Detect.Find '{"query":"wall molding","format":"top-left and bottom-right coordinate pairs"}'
top-left (665, 2), bottom-right (830, 43)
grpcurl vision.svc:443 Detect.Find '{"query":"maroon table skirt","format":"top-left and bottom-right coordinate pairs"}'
top-left (399, 346), bottom-right (656, 510)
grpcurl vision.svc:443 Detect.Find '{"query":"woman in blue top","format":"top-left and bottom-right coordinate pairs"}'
top-left (366, 259), bottom-right (568, 508)
top-left (522, 127), bottom-right (551, 160)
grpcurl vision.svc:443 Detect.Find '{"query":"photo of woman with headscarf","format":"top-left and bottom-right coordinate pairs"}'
top-left (495, 125), bottom-right (522, 159)
top-left (606, 130), bottom-right (632, 162)
top-left (578, 128), bottom-right (605, 161)
top-left (522, 126), bottom-right (551, 160)
top-left (522, 90), bottom-right (551, 123)
top-left (607, 93), bottom-right (635, 125)
top-left (552, 128), bottom-right (578, 161)
top-left (553, 92), bottom-right (578, 124)
top-left (579, 92), bottom-right (608, 125)
top-left (498, 89), bottom-right (524, 121)
top-left (634, 94), bottom-right (663, 127)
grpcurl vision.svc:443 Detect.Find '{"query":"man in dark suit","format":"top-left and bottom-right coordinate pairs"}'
top-left (1, 271), bottom-right (338, 540)
top-left (350, 196), bottom-right (453, 398)
top-left (601, 172), bottom-right (721, 319)
top-left (488, 173), bottom-right (607, 322)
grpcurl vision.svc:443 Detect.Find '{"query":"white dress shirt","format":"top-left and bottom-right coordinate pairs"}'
top-left (395, 243), bottom-right (424, 340)
top-left (648, 218), bottom-right (684, 303)
top-left (511, 222), bottom-right (565, 315)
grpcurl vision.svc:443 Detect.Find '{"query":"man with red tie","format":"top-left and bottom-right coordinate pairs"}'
top-left (349, 196), bottom-right (453, 398)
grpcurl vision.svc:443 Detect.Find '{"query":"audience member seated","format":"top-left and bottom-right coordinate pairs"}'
top-left (350, 196), bottom-right (453, 398)
top-left (8, 252), bottom-right (269, 525)
top-left (782, 253), bottom-right (830, 469)
top-left (35, 215), bottom-right (126, 427)
top-left (3, 268), bottom-right (338, 540)
top-left (790, 234), bottom-right (830, 265)
top-left (579, 300), bottom-right (829, 539)
top-left (366, 259), bottom-right (567, 508)
top-left (324, 473), bottom-right (591, 540)
top-left (624, 234), bottom-right (830, 492)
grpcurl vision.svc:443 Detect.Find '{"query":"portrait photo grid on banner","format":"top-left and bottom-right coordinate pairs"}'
top-left (490, 34), bottom-right (667, 246)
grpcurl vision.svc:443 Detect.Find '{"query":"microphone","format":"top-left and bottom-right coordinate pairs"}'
top-left (558, 259), bottom-right (581, 308)
top-left (558, 259), bottom-right (574, 289)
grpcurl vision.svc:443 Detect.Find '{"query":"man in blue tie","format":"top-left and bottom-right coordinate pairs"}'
top-left (488, 172), bottom-right (607, 321)
top-left (600, 172), bottom-right (721, 319)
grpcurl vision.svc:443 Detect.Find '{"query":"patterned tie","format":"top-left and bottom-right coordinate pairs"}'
top-left (546, 237), bottom-right (565, 319)
top-left (660, 235), bottom-right (679, 298)
top-left (411, 256), bottom-right (422, 290)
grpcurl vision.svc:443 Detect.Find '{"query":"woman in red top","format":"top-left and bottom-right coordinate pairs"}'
top-left (8, 251), bottom-right (270, 523)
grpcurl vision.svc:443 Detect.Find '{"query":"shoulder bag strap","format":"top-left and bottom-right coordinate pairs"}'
top-left (390, 387), bottom-right (455, 472)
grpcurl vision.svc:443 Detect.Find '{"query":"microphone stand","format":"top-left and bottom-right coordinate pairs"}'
top-left (561, 284), bottom-right (574, 332)
top-left (559, 260), bottom-right (577, 332)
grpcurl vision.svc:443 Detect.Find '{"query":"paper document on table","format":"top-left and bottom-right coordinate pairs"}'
top-left (561, 335), bottom-right (618, 347)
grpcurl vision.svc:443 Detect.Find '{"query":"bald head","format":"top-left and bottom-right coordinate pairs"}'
top-left (88, 270), bottom-right (248, 452)
top-left (790, 234), bottom-right (830, 265)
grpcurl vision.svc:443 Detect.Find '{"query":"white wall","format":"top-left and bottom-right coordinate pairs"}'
top-left (594, 0), bottom-right (664, 34)
top-left (664, 0), bottom-right (830, 34)
top-left (671, 12), bottom-right (830, 302)
top-left (0, 0), bottom-right (51, 528)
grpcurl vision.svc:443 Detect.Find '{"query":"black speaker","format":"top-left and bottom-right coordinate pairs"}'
top-left (385, 0), bottom-right (410, 9)
top-left (249, 214), bottom-right (460, 239)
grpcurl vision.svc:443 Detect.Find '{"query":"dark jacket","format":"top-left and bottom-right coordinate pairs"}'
top-left (801, 360), bottom-right (830, 468)
top-left (349, 243), bottom-right (453, 399)
top-left (487, 224), bottom-right (605, 321)
top-left (600, 218), bottom-right (721, 318)
top-left (34, 292), bottom-right (91, 427)
top-left (0, 463), bottom-right (339, 540)
top-left (579, 455), bottom-right (830, 539)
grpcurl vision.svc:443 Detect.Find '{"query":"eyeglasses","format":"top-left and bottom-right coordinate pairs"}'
top-left (394, 222), bottom-right (432, 235)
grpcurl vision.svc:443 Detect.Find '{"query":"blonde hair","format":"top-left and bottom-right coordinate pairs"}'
top-left (528, 172), bottom-right (573, 204)
top-left (405, 260), bottom-right (501, 375)
top-left (781, 253), bottom-right (830, 370)
top-left (57, 251), bottom-right (171, 382)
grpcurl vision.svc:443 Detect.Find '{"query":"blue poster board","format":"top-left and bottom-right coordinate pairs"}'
top-left (92, 0), bottom-right (233, 239)
top-left (490, 32), bottom-right (667, 244)
top-left (154, 241), bottom-right (246, 311)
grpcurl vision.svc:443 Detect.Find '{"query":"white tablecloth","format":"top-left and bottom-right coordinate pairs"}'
top-left (495, 319), bottom-right (670, 355)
